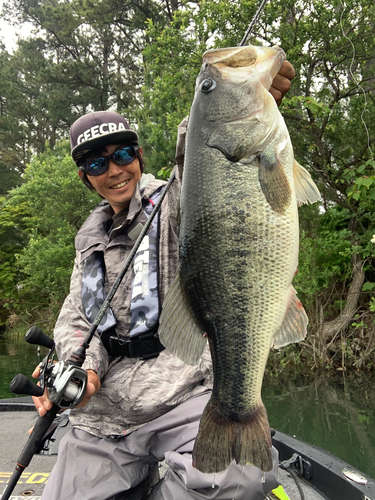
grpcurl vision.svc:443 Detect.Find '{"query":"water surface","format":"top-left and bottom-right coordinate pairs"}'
top-left (264, 373), bottom-right (375, 479)
top-left (0, 333), bottom-right (49, 399)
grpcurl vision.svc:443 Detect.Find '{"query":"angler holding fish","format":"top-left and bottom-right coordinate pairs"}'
top-left (28, 48), bottom-right (304, 500)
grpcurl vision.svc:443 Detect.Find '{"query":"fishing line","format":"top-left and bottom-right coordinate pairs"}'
top-left (232, 466), bottom-right (244, 500)
top-left (339, 0), bottom-right (373, 163)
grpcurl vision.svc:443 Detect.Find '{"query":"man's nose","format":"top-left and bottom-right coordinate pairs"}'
top-left (107, 159), bottom-right (124, 176)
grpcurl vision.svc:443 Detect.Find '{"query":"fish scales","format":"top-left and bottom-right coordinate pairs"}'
top-left (180, 153), bottom-right (298, 458)
top-left (159, 45), bottom-right (320, 474)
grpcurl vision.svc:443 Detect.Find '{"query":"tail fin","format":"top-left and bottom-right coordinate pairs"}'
top-left (193, 398), bottom-right (273, 473)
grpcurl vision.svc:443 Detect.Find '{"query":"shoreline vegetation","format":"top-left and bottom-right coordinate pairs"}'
top-left (2, 301), bottom-right (375, 375)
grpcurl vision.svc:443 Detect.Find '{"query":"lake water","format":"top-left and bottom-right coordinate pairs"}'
top-left (263, 372), bottom-right (375, 479)
top-left (1, 333), bottom-right (375, 479)
top-left (0, 333), bottom-right (50, 399)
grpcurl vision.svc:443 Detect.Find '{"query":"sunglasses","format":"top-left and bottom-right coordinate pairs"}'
top-left (80, 146), bottom-right (139, 176)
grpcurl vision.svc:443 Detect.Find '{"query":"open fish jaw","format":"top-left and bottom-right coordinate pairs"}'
top-left (202, 45), bottom-right (286, 90)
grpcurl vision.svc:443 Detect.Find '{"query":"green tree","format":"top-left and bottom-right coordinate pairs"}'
top-left (0, 0), bottom-right (180, 180)
top-left (1, 0), bottom-right (374, 367)
top-left (270, 0), bottom-right (375, 350)
top-left (0, 0), bottom-right (176, 330)
top-left (0, 141), bottom-right (100, 327)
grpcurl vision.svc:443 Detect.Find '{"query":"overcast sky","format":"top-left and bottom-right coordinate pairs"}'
top-left (0, 1), bottom-right (33, 52)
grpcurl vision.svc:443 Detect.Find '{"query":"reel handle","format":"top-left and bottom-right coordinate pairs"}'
top-left (25, 326), bottom-right (54, 349)
top-left (10, 374), bottom-right (44, 397)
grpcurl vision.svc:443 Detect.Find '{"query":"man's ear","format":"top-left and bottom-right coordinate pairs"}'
top-left (78, 169), bottom-right (84, 179)
top-left (138, 146), bottom-right (143, 156)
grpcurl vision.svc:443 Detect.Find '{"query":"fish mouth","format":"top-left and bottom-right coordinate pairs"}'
top-left (203, 45), bottom-right (285, 91)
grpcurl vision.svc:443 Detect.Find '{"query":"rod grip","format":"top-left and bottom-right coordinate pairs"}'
top-left (18, 404), bottom-right (60, 468)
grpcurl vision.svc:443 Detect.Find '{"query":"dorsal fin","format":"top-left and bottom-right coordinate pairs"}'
top-left (293, 160), bottom-right (321, 206)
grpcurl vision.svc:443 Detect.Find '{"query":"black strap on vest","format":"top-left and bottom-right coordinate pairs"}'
top-left (101, 326), bottom-right (165, 360)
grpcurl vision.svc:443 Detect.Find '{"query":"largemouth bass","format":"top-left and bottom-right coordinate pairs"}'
top-left (159, 45), bottom-right (320, 474)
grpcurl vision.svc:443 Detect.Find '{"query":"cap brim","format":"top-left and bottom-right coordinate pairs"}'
top-left (72, 130), bottom-right (139, 164)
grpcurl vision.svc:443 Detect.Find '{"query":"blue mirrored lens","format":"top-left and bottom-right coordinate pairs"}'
top-left (112, 147), bottom-right (135, 165)
top-left (86, 157), bottom-right (108, 175)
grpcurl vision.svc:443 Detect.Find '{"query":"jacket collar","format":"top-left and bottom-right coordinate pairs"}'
top-left (75, 173), bottom-right (165, 255)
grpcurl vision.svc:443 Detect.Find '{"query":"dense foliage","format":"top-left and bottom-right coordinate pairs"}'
top-left (0, 0), bottom-right (374, 368)
top-left (0, 141), bottom-right (100, 329)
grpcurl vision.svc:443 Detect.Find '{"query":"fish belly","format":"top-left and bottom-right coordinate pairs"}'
top-left (180, 148), bottom-right (298, 472)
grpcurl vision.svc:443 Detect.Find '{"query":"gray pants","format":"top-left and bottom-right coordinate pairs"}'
top-left (42, 393), bottom-right (279, 500)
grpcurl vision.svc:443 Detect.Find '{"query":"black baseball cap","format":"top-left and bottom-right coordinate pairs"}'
top-left (70, 111), bottom-right (139, 164)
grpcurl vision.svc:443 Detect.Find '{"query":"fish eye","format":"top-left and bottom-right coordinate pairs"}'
top-left (201, 78), bottom-right (216, 93)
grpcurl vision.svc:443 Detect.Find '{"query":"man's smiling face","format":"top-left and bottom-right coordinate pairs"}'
top-left (80, 144), bottom-right (142, 213)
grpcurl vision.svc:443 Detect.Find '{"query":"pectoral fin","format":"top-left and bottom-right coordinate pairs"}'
top-left (272, 287), bottom-right (308, 349)
top-left (293, 160), bottom-right (321, 206)
top-left (159, 271), bottom-right (207, 365)
top-left (259, 152), bottom-right (292, 214)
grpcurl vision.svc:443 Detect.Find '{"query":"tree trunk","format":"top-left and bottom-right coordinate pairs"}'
top-left (320, 253), bottom-right (365, 343)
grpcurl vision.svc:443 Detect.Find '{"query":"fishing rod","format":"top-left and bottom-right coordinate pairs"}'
top-left (1, 2), bottom-right (270, 497)
top-left (239, 0), bottom-right (269, 46)
top-left (1, 171), bottom-right (175, 500)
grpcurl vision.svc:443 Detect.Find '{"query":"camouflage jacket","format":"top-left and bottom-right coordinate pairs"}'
top-left (54, 169), bottom-right (213, 438)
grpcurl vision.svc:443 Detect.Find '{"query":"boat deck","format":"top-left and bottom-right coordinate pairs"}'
top-left (0, 405), bottom-right (327, 500)
top-left (0, 410), bottom-right (57, 499)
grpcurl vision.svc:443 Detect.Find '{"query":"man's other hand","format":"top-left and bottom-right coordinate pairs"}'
top-left (270, 60), bottom-right (295, 106)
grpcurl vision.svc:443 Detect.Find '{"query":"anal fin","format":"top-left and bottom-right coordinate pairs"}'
top-left (272, 286), bottom-right (308, 349)
top-left (159, 270), bottom-right (207, 365)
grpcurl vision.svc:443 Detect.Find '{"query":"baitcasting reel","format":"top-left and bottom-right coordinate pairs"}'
top-left (10, 326), bottom-right (87, 409)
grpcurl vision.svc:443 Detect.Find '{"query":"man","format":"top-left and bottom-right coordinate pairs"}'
top-left (33, 62), bottom-right (295, 500)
